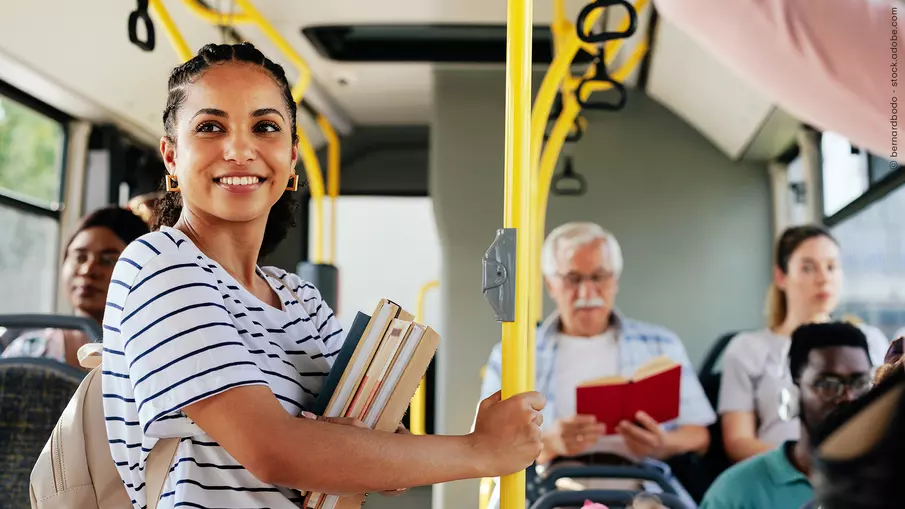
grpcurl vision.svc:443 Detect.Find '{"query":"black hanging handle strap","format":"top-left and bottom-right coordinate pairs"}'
top-left (576, 45), bottom-right (627, 111)
top-left (576, 0), bottom-right (639, 44)
top-left (129, 0), bottom-right (156, 52)
top-left (551, 157), bottom-right (587, 196)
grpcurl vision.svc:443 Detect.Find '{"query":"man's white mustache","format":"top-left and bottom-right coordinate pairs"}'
top-left (573, 297), bottom-right (606, 309)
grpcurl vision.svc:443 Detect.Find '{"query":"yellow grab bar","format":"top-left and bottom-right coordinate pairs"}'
top-left (500, 0), bottom-right (534, 508)
top-left (317, 114), bottom-right (341, 265)
top-left (181, 0), bottom-right (253, 24)
top-left (148, 0), bottom-right (193, 61)
top-left (297, 129), bottom-right (326, 263)
top-left (528, 0), bottom-right (647, 342)
top-left (410, 280), bottom-right (440, 435)
top-left (530, 39), bottom-right (649, 334)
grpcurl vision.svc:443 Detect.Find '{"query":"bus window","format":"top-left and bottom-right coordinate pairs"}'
top-left (831, 182), bottom-right (905, 339)
top-left (821, 131), bottom-right (870, 218)
top-left (0, 89), bottom-right (67, 313)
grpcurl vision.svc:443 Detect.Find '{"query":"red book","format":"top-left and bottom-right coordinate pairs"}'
top-left (575, 355), bottom-right (682, 434)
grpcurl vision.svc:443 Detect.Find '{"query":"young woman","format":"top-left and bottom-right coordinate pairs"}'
top-left (100, 43), bottom-right (544, 509)
top-left (717, 225), bottom-right (890, 463)
top-left (1, 206), bottom-right (149, 368)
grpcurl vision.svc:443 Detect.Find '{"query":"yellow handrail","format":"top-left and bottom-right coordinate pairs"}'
top-left (500, 0), bottom-right (534, 508)
top-left (177, 0), bottom-right (326, 262)
top-left (317, 114), bottom-right (341, 265)
top-left (532, 35), bottom-right (650, 302)
top-left (410, 280), bottom-right (440, 435)
top-left (528, 1), bottom-right (648, 384)
top-left (148, 0), bottom-right (193, 61)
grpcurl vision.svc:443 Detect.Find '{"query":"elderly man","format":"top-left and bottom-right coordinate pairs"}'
top-left (479, 222), bottom-right (715, 508)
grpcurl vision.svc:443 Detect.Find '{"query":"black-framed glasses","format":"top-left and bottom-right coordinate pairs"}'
top-left (809, 374), bottom-right (873, 400)
top-left (556, 271), bottom-right (614, 287)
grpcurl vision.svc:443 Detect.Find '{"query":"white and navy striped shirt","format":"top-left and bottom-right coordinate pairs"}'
top-left (101, 226), bottom-right (344, 509)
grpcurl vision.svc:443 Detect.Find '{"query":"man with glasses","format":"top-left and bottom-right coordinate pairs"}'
top-left (700, 322), bottom-right (874, 509)
top-left (478, 222), bottom-right (714, 508)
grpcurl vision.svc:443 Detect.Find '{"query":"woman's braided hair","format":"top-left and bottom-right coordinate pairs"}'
top-left (154, 42), bottom-right (303, 258)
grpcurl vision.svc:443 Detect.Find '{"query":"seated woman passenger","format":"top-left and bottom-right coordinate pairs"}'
top-left (718, 225), bottom-right (890, 463)
top-left (101, 42), bottom-right (545, 509)
top-left (1, 206), bottom-right (149, 368)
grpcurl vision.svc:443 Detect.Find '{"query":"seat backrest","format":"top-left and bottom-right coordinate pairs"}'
top-left (0, 314), bottom-right (103, 344)
top-left (27, 345), bottom-right (179, 509)
top-left (0, 357), bottom-right (84, 508)
top-left (528, 489), bottom-right (689, 509)
top-left (697, 331), bottom-right (739, 410)
top-left (695, 331), bottom-right (744, 492)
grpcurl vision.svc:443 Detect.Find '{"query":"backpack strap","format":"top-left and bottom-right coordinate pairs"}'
top-left (77, 343), bottom-right (181, 509)
top-left (146, 438), bottom-right (180, 509)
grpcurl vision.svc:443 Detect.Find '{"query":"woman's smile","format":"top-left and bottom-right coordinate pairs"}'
top-left (213, 173), bottom-right (268, 194)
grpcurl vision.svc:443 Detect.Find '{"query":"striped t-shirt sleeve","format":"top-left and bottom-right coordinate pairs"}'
top-left (116, 251), bottom-right (266, 438)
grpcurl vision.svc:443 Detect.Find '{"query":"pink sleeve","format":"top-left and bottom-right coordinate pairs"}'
top-left (652, 0), bottom-right (900, 159)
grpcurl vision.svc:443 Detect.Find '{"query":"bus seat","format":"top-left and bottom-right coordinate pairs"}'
top-left (697, 331), bottom-right (739, 409)
top-left (536, 465), bottom-right (678, 497)
top-left (681, 330), bottom-right (745, 499)
top-left (0, 314), bottom-right (102, 347)
top-left (0, 357), bottom-right (85, 507)
top-left (529, 489), bottom-right (690, 509)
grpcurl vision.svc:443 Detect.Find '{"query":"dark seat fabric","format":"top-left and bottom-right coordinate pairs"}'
top-left (0, 358), bottom-right (85, 508)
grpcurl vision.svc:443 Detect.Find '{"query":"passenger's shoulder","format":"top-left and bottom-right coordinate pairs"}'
top-left (710, 452), bottom-right (772, 489)
top-left (722, 329), bottom-right (772, 358)
top-left (621, 317), bottom-right (680, 344)
top-left (113, 230), bottom-right (208, 290)
top-left (118, 230), bottom-right (196, 267)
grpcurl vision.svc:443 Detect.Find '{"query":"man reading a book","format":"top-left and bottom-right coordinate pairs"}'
top-left (699, 322), bottom-right (874, 509)
top-left (478, 222), bottom-right (715, 508)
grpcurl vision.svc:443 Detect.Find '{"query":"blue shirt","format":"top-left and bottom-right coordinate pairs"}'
top-left (479, 309), bottom-right (717, 432)
top-left (700, 441), bottom-right (813, 509)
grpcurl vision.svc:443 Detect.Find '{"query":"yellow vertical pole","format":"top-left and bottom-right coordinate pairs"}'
top-left (297, 130), bottom-right (326, 263)
top-left (501, 0), bottom-right (532, 507)
top-left (317, 114), bottom-right (340, 265)
top-left (410, 280), bottom-right (440, 435)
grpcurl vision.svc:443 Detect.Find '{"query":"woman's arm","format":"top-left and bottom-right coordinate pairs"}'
top-left (183, 386), bottom-right (545, 495)
top-left (721, 411), bottom-right (774, 463)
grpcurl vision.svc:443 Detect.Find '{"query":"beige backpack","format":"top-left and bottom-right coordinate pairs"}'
top-left (29, 344), bottom-right (179, 509)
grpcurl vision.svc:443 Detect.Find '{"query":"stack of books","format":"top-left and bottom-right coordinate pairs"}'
top-left (302, 298), bottom-right (440, 509)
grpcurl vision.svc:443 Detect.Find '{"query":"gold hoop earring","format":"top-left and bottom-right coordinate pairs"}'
top-left (165, 174), bottom-right (180, 192)
top-left (286, 172), bottom-right (299, 192)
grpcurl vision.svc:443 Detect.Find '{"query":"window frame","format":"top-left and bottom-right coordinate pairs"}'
top-left (819, 130), bottom-right (905, 228)
top-left (0, 78), bottom-right (72, 219)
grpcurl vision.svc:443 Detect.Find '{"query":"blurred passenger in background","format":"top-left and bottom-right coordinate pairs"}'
top-left (1, 206), bottom-right (148, 368)
top-left (480, 222), bottom-right (714, 508)
top-left (719, 225), bottom-right (890, 464)
top-left (127, 191), bottom-right (163, 227)
top-left (702, 322), bottom-right (874, 509)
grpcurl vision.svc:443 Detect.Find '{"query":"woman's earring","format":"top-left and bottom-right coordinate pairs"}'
top-left (286, 172), bottom-right (299, 191)
top-left (165, 174), bottom-right (180, 192)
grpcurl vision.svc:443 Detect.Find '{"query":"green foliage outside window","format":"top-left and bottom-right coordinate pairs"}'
top-left (0, 96), bottom-right (64, 205)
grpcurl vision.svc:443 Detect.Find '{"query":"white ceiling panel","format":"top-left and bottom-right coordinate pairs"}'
top-left (645, 18), bottom-right (777, 160)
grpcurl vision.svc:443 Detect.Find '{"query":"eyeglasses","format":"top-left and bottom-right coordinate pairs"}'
top-left (556, 271), bottom-right (614, 288)
top-left (808, 374), bottom-right (873, 400)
